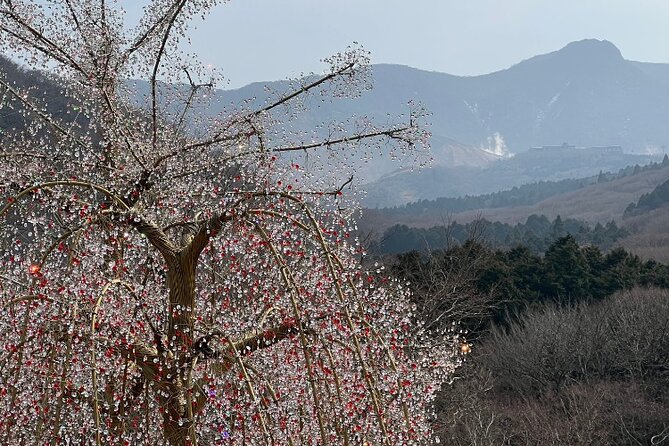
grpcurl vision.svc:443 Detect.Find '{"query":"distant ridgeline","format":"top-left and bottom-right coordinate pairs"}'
top-left (371, 215), bottom-right (628, 255)
top-left (370, 155), bottom-right (669, 221)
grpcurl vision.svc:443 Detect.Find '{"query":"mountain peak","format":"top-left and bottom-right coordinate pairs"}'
top-left (555, 39), bottom-right (623, 63)
top-left (508, 39), bottom-right (625, 75)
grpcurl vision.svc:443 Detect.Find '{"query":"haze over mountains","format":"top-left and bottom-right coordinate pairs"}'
top-left (2, 39), bottom-right (667, 207)
top-left (219, 39), bottom-right (669, 155)
top-left (207, 39), bottom-right (668, 205)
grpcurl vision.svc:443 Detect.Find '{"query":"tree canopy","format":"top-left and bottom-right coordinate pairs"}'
top-left (0, 1), bottom-right (456, 444)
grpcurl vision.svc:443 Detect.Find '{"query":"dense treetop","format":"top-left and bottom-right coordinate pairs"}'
top-left (0, 1), bottom-right (455, 445)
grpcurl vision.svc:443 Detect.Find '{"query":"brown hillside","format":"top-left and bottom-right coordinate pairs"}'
top-left (459, 166), bottom-right (669, 225)
top-left (618, 206), bottom-right (669, 262)
top-left (361, 166), bottom-right (669, 233)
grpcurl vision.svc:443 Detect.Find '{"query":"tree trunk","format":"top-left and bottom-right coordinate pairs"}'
top-left (163, 249), bottom-right (198, 446)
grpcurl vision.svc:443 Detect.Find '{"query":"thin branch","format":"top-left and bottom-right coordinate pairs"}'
top-left (151, 0), bottom-right (188, 150)
top-left (64, 0), bottom-right (99, 72)
top-left (272, 126), bottom-right (411, 153)
top-left (0, 7), bottom-right (87, 75)
top-left (252, 222), bottom-right (330, 443)
top-left (252, 62), bottom-right (355, 117)
top-left (159, 128), bottom-right (254, 165)
top-left (185, 62), bottom-right (357, 151)
top-left (0, 151), bottom-right (121, 173)
top-left (123, 0), bottom-right (183, 58)
top-left (0, 78), bottom-right (94, 155)
top-left (175, 68), bottom-right (213, 131)
top-left (1, 180), bottom-right (129, 219)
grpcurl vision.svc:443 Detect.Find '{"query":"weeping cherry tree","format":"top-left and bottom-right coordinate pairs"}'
top-left (0, 1), bottom-right (459, 444)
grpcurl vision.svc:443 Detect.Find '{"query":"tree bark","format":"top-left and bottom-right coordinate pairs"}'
top-left (163, 249), bottom-right (198, 446)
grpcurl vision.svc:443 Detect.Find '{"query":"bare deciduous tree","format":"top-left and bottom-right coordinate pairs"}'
top-left (0, 1), bottom-right (458, 444)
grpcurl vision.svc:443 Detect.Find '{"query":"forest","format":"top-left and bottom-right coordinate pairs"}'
top-left (625, 175), bottom-right (669, 217)
top-left (373, 214), bottom-right (629, 254)
top-left (383, 236), bottom-right (669, 444)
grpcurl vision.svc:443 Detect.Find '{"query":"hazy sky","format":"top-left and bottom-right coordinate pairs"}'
top-left (125, 1), bottom-right (669, 88)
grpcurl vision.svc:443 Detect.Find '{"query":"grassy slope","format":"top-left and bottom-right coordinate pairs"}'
top-left (619, 206), bottom-right (669, 262)
top-left (361, 166), bottom-right (669, 261)
top-left (456, 165), bottom-right (669, 225)
top-left (362, 166), bottom-right (669, 230)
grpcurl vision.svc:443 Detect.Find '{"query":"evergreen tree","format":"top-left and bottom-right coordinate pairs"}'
top-left (543, 235), bottom-right (591, 302)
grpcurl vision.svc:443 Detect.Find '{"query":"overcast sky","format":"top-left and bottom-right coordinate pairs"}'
top-left (125, 0), bottom-right (669, 88)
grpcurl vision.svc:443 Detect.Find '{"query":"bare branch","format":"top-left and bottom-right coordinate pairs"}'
top-left (151, 0), bottom-right (188, 150)
top-left (252, 62), bottom-right (355, 117)
top-left (123, 0), bottom-right (184, 58)
top-left (185, 62), bottom-right (358, 151)
top-left (272, 125), bottom-right (412, 153)
top-left (0, 7), bottom-right (87, 75)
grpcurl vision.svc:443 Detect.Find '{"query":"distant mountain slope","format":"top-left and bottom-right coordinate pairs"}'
top-left (11, 39), bottom-right (669, 160)
top-left (215, 39), bottom-right (669, 157)
top-left (360, 165), bottom-right (669, 235)
top-left (459, 165), bottom-right (669, 225)
top-left (619, 206), bottom-right (669, 263)
top-left (207, 39), bottom-right (669, 202)
top-left (0, 55), bottom-right (74, 133)
top-left (363, 146), bottom-right (658, 207)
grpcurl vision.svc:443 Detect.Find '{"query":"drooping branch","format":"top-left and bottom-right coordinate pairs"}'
top-left (274, 193), bottom-right (397, 440)
top-left (0, 151), bottom-right (121, 173)
top-left (0, 180), bottom-right (129, 218)
top-left (252, 222), bottom-right (330, 443)
top-left (241, 196), bottom-right (411, 435)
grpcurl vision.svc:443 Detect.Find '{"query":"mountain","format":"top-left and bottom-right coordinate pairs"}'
top-left (9, 39), bottom-right (669, 159)
top-left (216, 39), bottom-right (669, 157)
top-left (6, 40), bottom-right (669, 205)
top-left (362, 146), bottom-right (658, 207)
top-left (206, 39), bottom-right (669, 202)
top-left (0, 55), bottom-right (76, 133)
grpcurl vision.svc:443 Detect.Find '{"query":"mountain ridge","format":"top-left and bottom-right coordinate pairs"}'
top-left (217, 39), bottom-right (669, 156)
top-left (211, 39), bottom-right (669, 198)
top-left (4, 40), bottom-right (668, 207)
